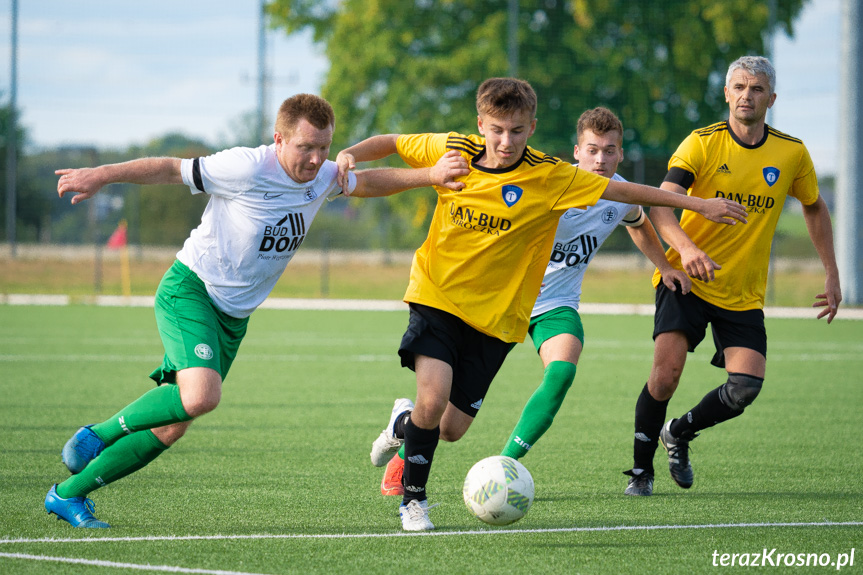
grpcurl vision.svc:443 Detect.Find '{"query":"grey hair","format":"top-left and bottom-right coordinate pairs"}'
top-left (725, 56), bottom-right (776, 94)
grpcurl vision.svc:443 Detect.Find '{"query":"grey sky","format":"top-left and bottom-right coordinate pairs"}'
top-left (0, 0), bottom-right (841, 174)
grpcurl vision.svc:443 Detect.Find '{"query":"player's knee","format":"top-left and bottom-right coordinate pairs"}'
top-left (183, 389), bottom-right (221, 417)
top-left (545, 361), bottom-right (577, 400)
top-left (648, 374), bottom-right (680, 401)
top-left (439, 427), bottom-right (465, 443)
top-left (177, 368), bottom-right (222, 417)
top-left (719, 373), bottom-right (763, 412)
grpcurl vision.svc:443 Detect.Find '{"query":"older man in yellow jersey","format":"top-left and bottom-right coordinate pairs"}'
top-left (623, 56), bottom-right (842, 497)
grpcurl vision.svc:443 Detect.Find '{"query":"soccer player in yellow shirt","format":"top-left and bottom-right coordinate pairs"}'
top-left (623, 56), bottom-right (842, 497)
top-left (337, 77), bottom-right (747, 531)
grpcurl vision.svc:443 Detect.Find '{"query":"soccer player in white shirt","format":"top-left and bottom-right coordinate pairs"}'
top-left (498, 107), bottom-right (691, 462)
top-left (47, 93), bottom-right (469, 529)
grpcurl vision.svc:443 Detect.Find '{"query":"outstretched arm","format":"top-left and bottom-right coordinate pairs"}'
top-left (801, 195), bottom-right (841, 323)
top-left (625, 216), bottom-right (691, 294)
top-left (625, 181), bottom-right (729, 283)
top-left (57, 158), bottom-right (183, 204)
top-left (336, 135), bottom-right (401, 190)
top-left (350, 150), bottom-right (469, 198)
top-left (602, 179), bottom-right (748, 225)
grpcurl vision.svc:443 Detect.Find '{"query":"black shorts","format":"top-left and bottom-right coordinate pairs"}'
top-left (653, 283), bottom-right (767, 368)
top-left (398, 303), bottom-right (513, 417)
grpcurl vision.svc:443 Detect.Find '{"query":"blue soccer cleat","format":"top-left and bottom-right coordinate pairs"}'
top-left (61, 425), bottom-right (105, 474)
top-left (45, 484), bottom-right (110, 528)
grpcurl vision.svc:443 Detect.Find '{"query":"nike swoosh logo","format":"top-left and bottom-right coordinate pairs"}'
top-left (264, 192), bottom-right (284, 200)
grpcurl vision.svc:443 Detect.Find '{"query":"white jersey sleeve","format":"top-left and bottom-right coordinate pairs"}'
top-left (619, 204), bottom-right (645, 227)
top-left (531, 172), bottom-right (641, 317)
top-left (181, 146), bottom-right (262, 198)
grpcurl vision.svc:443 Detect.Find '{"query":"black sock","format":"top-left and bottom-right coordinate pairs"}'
top-left (401, 418), bottom-right (439, 505)
top-left (632, 383), bottom-right (669, 475)
top-left (670, 385), bottom-right (741, 437)
top-left (393, 411), bottom-right (410, 440)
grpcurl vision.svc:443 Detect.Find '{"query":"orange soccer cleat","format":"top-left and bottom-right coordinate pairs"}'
top-left (381, 453), bottom-right (404, 496)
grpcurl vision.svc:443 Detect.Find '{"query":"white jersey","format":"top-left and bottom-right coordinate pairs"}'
top-left (532, 173), bottom-right (644, 317)
top-left (177, 144), bottom-right (355, 318)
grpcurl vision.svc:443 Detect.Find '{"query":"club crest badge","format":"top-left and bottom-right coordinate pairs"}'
top-left (601, 205), bottom-right (619, 224)
top-left (763, 167), bottom-right (780, 187)
top-left (194, 343), bottom-right (214, 360)
top-left (502, 185), bottom-right (523, 207)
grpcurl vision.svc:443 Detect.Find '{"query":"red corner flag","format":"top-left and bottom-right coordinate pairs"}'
top-left (106, 220), bottom-right (128, 250)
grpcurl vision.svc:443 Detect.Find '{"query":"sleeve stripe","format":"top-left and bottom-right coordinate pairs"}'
top-left (620, 207), bottom-right (646, 227)
top-left (192, 158), bottom-right (205, 193)
top-left (447, 144), bottom-right (480, 155)
top-left (767, 127), bottom-right (804, 144)
top-left (446, 135), bottom-right (482, 153)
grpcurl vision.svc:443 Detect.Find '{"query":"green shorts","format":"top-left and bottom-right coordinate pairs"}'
top-left (149, 260), bottom-right (249, 384)
top-left (527, 306), bottom-right (585, 354)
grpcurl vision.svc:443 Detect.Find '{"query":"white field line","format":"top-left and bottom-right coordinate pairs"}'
top-left (3, 352), bottom-right (862, 363)
top-left (1, 520), bottom-right (861, 546)
top-left (0, 552), bottom-right (270, 574)
top-left (3, 294), bottom-right (862, 320)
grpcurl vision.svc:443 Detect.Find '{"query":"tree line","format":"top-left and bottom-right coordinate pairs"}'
top-left (3, 0), bottom-right (807, 252)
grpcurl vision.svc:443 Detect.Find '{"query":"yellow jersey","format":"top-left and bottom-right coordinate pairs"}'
top-left (652, 121), bottom-right (819, 310)
top-left (397, 132), bottom-right (609, 342)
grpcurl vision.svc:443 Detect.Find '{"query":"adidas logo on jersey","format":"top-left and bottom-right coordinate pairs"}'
top-left (716, 163), bottom-right (731, 174)
top-left (408, 454), bottom-right (429, 465)
top-left (470, 399), bottom-right (483, 410)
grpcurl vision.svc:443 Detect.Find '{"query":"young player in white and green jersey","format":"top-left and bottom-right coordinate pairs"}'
top-left (46, 94), bottom-right (469, 529)
top-left (337, 79), bottom-right (748, 531)
top-left (499, 107), bottom-right (692, 461)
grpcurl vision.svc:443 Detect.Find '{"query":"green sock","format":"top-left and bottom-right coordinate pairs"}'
top-left (56, 430), bottom-right (169, 498)
top-left (501, 361), bottom-right (577, 459)
top-left (91, 384), bottom-right (191, 445)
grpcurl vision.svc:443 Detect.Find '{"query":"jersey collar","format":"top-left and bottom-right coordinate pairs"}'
top-left (726, 120), bottom-right (769, 150)
top-left (471, 147), bottom-right (527, 174)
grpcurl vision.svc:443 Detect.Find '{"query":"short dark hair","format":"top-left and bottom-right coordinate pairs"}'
top-left (476, 78), bottom-right (537, 119)
top-left (275, 94), bottom-right (335, 136)
top-left (576, 107), bottom-right (624, 145)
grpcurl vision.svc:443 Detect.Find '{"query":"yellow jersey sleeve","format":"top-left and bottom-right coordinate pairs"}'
top-left (396, 133), bottom-right (450, 169)
top-left (789, 145), bottom-right (819, 206)
top-left (549, 164), bottom-right (610, 211)
top-left (667, 131), bottom-right (706, 186)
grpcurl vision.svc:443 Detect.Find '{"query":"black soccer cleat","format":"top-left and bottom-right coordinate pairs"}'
top-left (659, 420), bottom-right (696, 489)
top-left (623, 469), bottom-right (654, 496)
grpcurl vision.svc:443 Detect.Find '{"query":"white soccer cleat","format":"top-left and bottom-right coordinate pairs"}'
top-left (399, 499), bottom-right (436, 531)
top-left (370, 398), bottom-right (414, 467)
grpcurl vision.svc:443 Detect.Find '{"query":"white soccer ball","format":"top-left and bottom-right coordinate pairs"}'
top-left (463, 455), bottom-right (534, 525)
